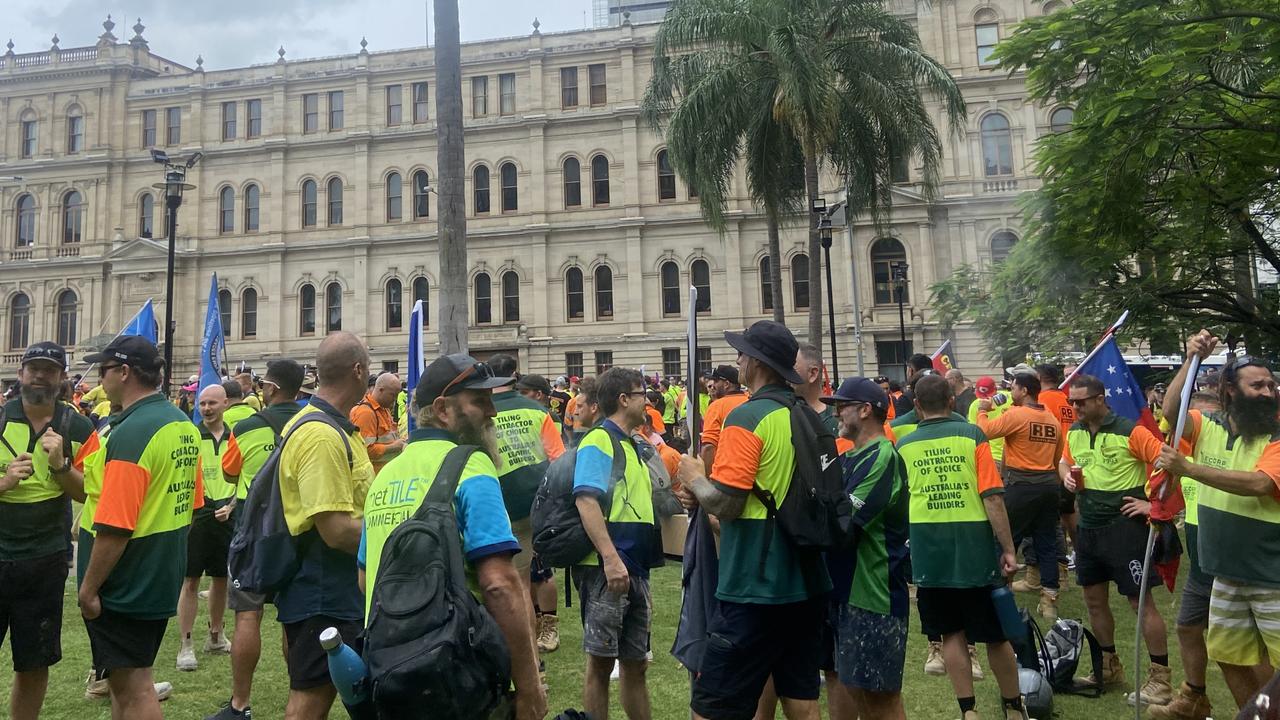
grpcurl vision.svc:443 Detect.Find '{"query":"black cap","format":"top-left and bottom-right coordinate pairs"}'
top-left (821, 376), bottom-right (888, 410)
top-left (414, 353), bottom-right (514, 407)
top-left (723, 321), bottom-right (802, 385)
top-left (22, 341), bottom-right (67, 370)
top-left (515, 374), bottom-right (552, 395)
top-left (83, 335), bottom-right (162, 369)
top-left (710, 364), bottom-right (739, 385)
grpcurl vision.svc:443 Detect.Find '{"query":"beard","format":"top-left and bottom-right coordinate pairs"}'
top-left (1230, 394), bottom-right (1280, 439)
top-left (455, 414), bottom-right (499, 462)
top-left (20, 384), bottom-right (56, 406)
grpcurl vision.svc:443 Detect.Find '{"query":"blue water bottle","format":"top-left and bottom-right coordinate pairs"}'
top-left (319, 627), bottom-right (376, 719)
top-left (991, 585), bottom-right (1026, 642)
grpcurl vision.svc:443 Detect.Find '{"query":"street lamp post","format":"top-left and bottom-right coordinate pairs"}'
top-left (812, 198), bottom-right (839, 384)
top-left (151, 150), bottom-right (199, 396)
top-left (891, 260), bottom-right (909, 380)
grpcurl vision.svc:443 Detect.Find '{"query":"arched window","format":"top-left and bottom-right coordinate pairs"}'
top-left (137, 193), bottom-right (154, 239)
top-left (1043, 1), bottom-right (1065, 13)
top-left (566, 267), bottom-right (584, 320)
top-left (975, 9), bottom-right (999, 66)
top-left (244, 184), bottom-right (260, 232)
top-left (301, 179), bottom-right (318, 228)
top-left (56, 289), bottom-right (77, 346)
top-left (327, 178), bottom-right (344, 226)
top-left (412, 277), bottom-right (429, 323)
top-left (791, 255), bottom-right (810, 309)
top-left (66, 106), bottom-right (84, 154)
top-left (218, 288), bottom-right (233, 335)
top-left (16, 195), bottom-right (36, 248)
top-left (473, 166), bottom-right (490, 215)
top-left (386, 278), bottom-right (403, 330)
top-left (474, 272), bottom-right (492, 324)
top-left (660, 261), bottom-right (680, 316)
top-left (500, 162), bottom-right (518, 212)
top-left (691, 259), bottom-right (711, 313)
top-left (502, 271), bottom-right (520, 323)
top-left (1049, 107), bottom-right (1074, 134)
top-left (9, 293), bottom-right (30, 350)
top-left (325, 282), bottom-right (343, 332)
top-left (386, 172), bottom-right (402, 221)
top-left (591, 155), bottom-right (610, 206)
top-left (657, 150), bottom-right (677, 200)
top-left (241, 288), bottom-right (258, 338)
top-left (563, 157), bottom-right (581, 208)
top-left (871, 238), bottom-right (908, 305)
top-left (413, 170), bottom-right (430, 219)
top-left (218, 187), bottom-right (235, 234)
top-left (299, 283), bottom-right (316, 335)
top-left (991, 231), bottom-right (1018, 265)
top-left (595, 265), bottom-right (614, 319)
top-left (62, 191), bottom-right (84, 244)
top-left (760, 256), bottom-right (773, 312)
top-left (980, 113), bottom-right (1013, 177)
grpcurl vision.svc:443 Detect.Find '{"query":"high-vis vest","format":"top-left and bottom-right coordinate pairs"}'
top-left (1194, 413), bottom-right (1280, 587)
top-left (492, 391), bottom-right (562, 520)
top-left (197, 422), bottom-right (240, 512)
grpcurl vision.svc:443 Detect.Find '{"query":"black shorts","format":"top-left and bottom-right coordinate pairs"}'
top-left (0, 552), bottom-right (68, 671)
top-left (284, 615), bottom-right (363, 691)
top-left (1076, 516), bottom-right (1161, 596)
top-left (691, 597), bottom-right (825, 720)
top-left (84, 607), bottom-right (168, 671)
top-left (916, 586), bottom-right (1006, 644)
top-left (1059, 485), bottom-right (1077, 514)
top-left (186, 514), bottom-right (233, 579)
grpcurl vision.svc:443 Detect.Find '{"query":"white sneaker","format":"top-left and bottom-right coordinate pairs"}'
top-left (86, 672), bottom-right (173, 702)
top-left (154, 681), bottom-right (173, 702)
top-left (610, 660), bottom-right (620, 680)
top-left (204, 630), bottom-right (232, 654)
top-left (177, 643), bottom-right (198, 671)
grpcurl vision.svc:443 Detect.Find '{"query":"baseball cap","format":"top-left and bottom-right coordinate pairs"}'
top-left (975, 376), bottom-right (997, 399)
top-left (415, 353), bottom-right (514, 408)
top-left (83, 335), bottom-right (162, 369)
top-left (569, 375), bottom-right (580, 384)
top-left (1005, 363), bottom-right (1035, 377)
top-left (821, 377), bottom-right (888, 410)
top-left (710, 364), bottom-right (740, 385)
top-left (21, 341), bottom-right (67, 370)
top-left (554, 376), bottom-right (568, 388)
top-left (516, 374), bottom-right (552, 395)
top-left (723, 320), bottom-right (803, 385)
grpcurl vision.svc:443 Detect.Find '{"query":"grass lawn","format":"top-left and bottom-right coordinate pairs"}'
top-left (1, 557), bottom-right (1237, 719)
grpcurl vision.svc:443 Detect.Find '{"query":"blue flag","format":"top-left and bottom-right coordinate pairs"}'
top-left (195, 274), bottom-right (226, 419)
top-left (1077, 336), bottom-right (1157, 429)
top-left (121, 299), bottom-right (158, 344)
top-left (406, 299), bottom-right (424, 431)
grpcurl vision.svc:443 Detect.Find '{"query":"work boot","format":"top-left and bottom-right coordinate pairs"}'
top-left (924, 641), bottom-right (945, 676)
top-left (1127, 663), bottom-right (1174, 706)
top-left (1058, 561), bottom-right (1072, 590)
top-left (960, 711), bottom-right (981, 720)
top-left (1012, 566), bottom-right (1042, 593)
top-left (204, 628), bottom-right (232, 655)
top-left (969, 644), bottom-right (985, 680)
top-left (176, 641), bottom-right (198, 671)
top-left (537, 614), bottom-right (560, 653)
top-left (1037, 589), bottom-right (1059, 622)
top-left (1147, 682), bottom-right (1212, 719)
top-left (85, 671), bottom-right (173, 701)
top-left (1076, 650), bottom-right (1125, 688)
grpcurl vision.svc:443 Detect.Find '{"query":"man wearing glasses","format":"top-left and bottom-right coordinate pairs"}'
top-left (1060, 374), bottom-right (1172, 704)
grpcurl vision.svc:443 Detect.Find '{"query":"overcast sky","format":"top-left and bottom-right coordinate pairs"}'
top-left (8, 0), bottom-right (596, 69)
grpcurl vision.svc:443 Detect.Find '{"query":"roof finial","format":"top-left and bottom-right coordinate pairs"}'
top-left (130, 18), bottom-right (148, 47)
top-left (277, 45), bottom-right (287, 63)
top-left (103, 15), bottom-right (116, 34)
top-left (50, 34), bottom-right (60, 50)
top-left (359, 36), bottom-right (368, 53)
top-left (532, 17), bottom-right (541, 34)
top-left (5, 39), bottom-right (14, 56)
top-left (99, 15), bottom-right (118, 44)
top-left (622, 10), bottom-right (632, 26)
top-left (196, 54), bottom-right (204, 69)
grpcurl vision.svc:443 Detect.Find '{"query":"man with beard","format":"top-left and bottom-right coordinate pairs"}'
top-left (0, 342), bottom-right (98, 720)
top-left (1160, 330), bottom-right (1280, 710)
top-left (358, 353), bottom-right (545, 720)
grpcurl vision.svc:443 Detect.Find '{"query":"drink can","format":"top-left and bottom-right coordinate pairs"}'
top-left (1069, 464), bottom-right (1084, 490)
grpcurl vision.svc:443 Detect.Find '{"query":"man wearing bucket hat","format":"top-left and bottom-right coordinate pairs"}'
top-left (675, 320), bottom-right (831, 720)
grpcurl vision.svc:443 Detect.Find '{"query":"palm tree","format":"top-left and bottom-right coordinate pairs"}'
top-left (642, 0), bottom-right (965, 345)
top-left (435, 0), bottom-right (468, 353)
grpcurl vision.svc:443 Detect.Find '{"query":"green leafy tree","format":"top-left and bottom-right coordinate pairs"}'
top-left (642, 0), bottom-right (964, 341)
top-left (939, 0), bottom-right (1280, 358)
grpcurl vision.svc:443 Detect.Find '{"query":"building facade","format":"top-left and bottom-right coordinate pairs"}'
top-left (0, 3), bottom-right (1070, 383)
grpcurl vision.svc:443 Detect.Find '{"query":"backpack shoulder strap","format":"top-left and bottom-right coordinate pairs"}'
top-left (419, 444), bottom-right (477, 514)
top-left (257, 407), bottom-right (290, 439)
top-left (1073, 625), bottom-right (1105, 697)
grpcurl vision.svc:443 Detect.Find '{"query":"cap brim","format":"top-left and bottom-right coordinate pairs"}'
top-left (819, 395), bottom-right (848, 404)
top-left (724, 331), bottom-right (804, 385)
top-left (459, 375), bottom-right (515, 392)
top-left (23, 357), bottom-right (65, 369)
top-left (82, 351), bottom-right (110, 365)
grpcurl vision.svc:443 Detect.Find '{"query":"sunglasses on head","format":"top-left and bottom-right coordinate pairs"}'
top-left (1225, 355), bottom-right (1270, 381)
top-left (441, 361), bottom-right (495, 397)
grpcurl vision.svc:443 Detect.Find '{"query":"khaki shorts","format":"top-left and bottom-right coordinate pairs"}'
top-left (510, 517), bottom-right (534, 577)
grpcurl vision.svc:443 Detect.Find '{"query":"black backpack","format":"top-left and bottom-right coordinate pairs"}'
top-left (363, 445), bottom-right (512, 720)
top-left (228, 412), bottom-right (352, 595)
top-left (747, 388), bottom-right (852, 556)
top-left (530, 427), bottom-right (625, 568)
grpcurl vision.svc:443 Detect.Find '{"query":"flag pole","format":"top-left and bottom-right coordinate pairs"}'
top-left (1060, 310), bottom-right (1130, 390)
top-left (685, 288), bottom-right (700, 456)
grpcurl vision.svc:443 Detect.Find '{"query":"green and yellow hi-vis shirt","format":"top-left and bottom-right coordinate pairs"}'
top-left (492, 391), bottom-right (565, 521)
top-left (231, 401), bottom-right (303, 500)
top-left (890, 409), bottom-right (967, 442)
top-left (77, 394), bottom-right (204, 619)
top-left (1186, 410), bottom-right (1280, 588)
top-left (897, 416), bottom-right (1004, 589)
top-left (572, 421), bottom-right (661, 577)
top-left (1062, 413), bottom-right (1163, 529)
top-left (223, 401), bottom-right (257, 429)
top-left (0, 399), bottom-right (98, 560)
top-left (968, 398), bottom-right (1008, 462)
top-left (709, 385), bottom-right (831, 604)
top-left (195, 421), bottom-right (242, 515)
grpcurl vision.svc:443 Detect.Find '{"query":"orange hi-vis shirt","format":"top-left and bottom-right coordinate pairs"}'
top-left (350, 392), bottom-right (400, 471)
top-left (701, 392), bottom-right (750, 449)
top-left (1038, 388), bottom-right (1076, 455)
top-left (646, 406), bottom-right (666, 435)
top-left (977, 402), bottom-right (1063, 472)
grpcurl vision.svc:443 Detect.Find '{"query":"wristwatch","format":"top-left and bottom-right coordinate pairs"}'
top-left (51, 462), bottom-right (71, 475)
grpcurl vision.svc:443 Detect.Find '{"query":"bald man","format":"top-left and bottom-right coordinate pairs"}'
top-left (176, 384), bottom-right (243, 672)
top-left (947, 369), bottom-right (977, 417)
top-left (351, 372), bottom-right (405, 474)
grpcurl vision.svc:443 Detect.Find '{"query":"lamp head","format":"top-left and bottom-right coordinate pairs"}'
top-left (810, 197), bottom-right (826, 215)
top-left (185, 152), bottom-right (203, 168)
top-left (150, 149), bottom-right (169, 164)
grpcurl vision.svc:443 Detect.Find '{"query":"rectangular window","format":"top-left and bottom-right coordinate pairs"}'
top-left (875, 340), bottom-right (913, 384)
top-left (67, 116), bottom-right (84, 153)
top-left (696, 347), bottom-right (712, 377)
top-left (976, 24), bottom-right (999, 66)
top-left (165, 107), bottom-right (181, 145)
top-left (141, 109), bottom-right (157, 147)
top-left (471, 76), bottom-right (488, 117)
top-left (247, 99), bottom-right (262, 138)
top-left (19, 121), bottom-right (36, 158)
top-left (662, 348), bottom-right (681, 378)
top-left (243, 300), bottom-right (257, 338)
top-left (382, 360), bottom-right (400, 375)
top-left (499, 73), bottom-right (516, 116)
top-left (565, 352), bottom-right (584, 380)
top-left (328, 91), bottom-right (344, 130)
top-left (588, 63), bottom-right (607, 106)
top-left (303, 93), bottom-right (319, 133)
top-left (386, 84), bottom-right (402, 126)
top-left (412, 82), bottom-right (429, 123)
top-left (595, 351), bottom-right (613, 375)
top-left (221, 101), bottom-right (237, 141)
top-left (561, 67), bottom-right (578, 109)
